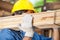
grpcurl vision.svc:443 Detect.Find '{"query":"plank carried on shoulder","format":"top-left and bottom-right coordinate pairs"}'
top-left (0, 11), bottom-right (60, 30)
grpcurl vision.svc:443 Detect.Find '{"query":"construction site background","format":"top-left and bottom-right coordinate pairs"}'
top-left (0, 0), bottom-right (60, 40)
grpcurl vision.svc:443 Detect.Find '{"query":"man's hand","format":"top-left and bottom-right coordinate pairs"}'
top-left (19, 14), bottom-right (34, 37)
top-left (23, 37), bottom-right (32, 40)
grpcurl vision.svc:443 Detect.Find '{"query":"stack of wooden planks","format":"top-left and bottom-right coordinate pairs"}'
top-left (0, 1), bottom-right (13, 12)
top-left (46, 2), bottom-right (60, 10)
top-left (0, 10), bottom-right (11, 17)
top-left (0, 11), bottom-right (60, 30)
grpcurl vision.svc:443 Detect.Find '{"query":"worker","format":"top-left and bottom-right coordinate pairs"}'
top-left (0, 0), bottom-right (52, 40)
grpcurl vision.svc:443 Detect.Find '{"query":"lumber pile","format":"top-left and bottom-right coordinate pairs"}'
top-left (0, 10), bottom-right (11, 17)
top-left (0, 11), bottom-right (60, 30)
top-left (46, 2), bottom-right (60, 10)
top-left (0, 1), bottom-right (13, 12)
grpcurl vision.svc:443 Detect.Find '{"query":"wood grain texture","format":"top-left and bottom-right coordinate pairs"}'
top-left (0, 12), bottom-right (60, 30)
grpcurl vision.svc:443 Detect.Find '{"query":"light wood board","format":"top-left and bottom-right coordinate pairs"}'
top-left (0, 12), bottom-right (60, 30)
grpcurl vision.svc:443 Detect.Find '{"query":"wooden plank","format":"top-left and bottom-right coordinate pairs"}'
top-left (0, 10), bottom-right (11, 17)
top-left (0, 12), bottom-right (60, 30)
top-left (55, 11), bottom-right (60, 25)
top-left (35, 24), bottom-right (60, 29)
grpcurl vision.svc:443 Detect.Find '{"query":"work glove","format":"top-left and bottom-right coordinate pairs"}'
top-left (19, 14), bottom-right (34, 37)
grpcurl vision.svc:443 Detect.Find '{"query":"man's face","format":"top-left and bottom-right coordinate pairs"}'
top-left (26, 10), bottom-right (34, 13)
top-left (13, 10), bottom-right (34, 16)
